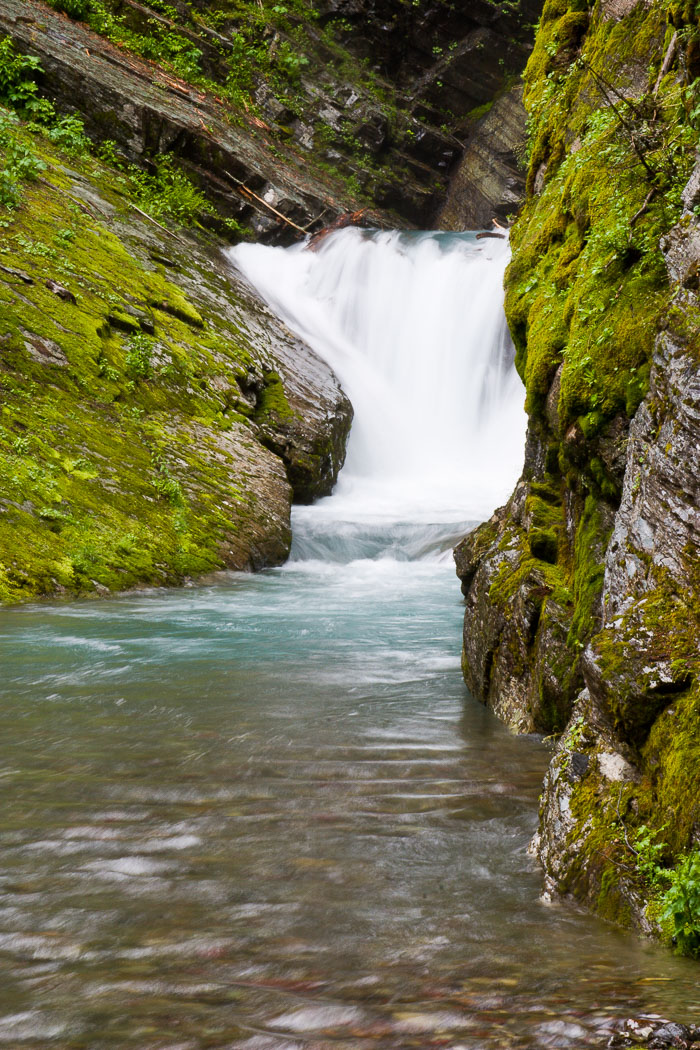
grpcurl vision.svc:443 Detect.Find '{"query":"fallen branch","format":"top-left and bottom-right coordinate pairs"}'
top-left (306, 209), bottom-right (369, 251)
top-left (225, 171), bottom-right (306, 233)
top-left (580, 59), bottom-right (657, 181)
top-left (629, 188), bottom-right (655, 227)
top-left (654, 32), bottom-right (678, 96)
top-left (128, 202), bottom-right (171, 233)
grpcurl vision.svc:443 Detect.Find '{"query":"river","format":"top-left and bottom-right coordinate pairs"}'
top-left (0, 230), bottom-right (698, 1048)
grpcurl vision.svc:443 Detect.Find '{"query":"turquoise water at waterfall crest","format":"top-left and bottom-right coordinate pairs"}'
top-left (0, 230), bottom-right (698, 1049)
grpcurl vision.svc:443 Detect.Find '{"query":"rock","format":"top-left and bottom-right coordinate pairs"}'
top-left (454, 0), bottom-right (700, 945)
top-left (438, 85), bottom-right (528, 230)
top-left (455, 482), bottom-right (581, 734)
top-left (0, 0), bottom-right (380, 239)
top-left (650, 1023), bottom-right (693, 1048)
top-left (681, 153), bottom-right (700, 213)
top-left (45, 278), bottom-right (76, 303)
top-left (0, 0), bottom-right (536, 235)
top-left (223, 267), bottom-right (353, 502)
top-left (530, 165), bottom-right (700, 926)
top-left (0, 264), bottom-right (33, 283)
top-left (22, 330), bottom-right (68, 366)
top-left (0, 141), bottom-right (352, 601)
top-left (107, 303), bottom-right (154, 334)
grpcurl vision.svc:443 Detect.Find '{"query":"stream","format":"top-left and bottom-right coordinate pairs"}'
top-left (0, 230), bottom-right (698, 1048)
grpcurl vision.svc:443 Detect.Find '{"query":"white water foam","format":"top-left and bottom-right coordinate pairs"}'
top-left (227, 228), bottom-right (525, 559)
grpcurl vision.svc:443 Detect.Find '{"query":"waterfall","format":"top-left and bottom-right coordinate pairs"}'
top-left (227, 228), bottom-right (525, 560)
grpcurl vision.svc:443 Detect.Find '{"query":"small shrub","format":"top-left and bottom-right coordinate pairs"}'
top-left (154, 472), bottom-right (185, 506)
top-left (0, 37), bottom-right (43, 110)
top-left (46, 113), bottom-right (89, 153)
top-left (124, 332), bottom-right (153, 379)
top-left (128, 155), bottom-right (210, 225)
top-left (659, 851), bottom-right (700, 958)
top-left (634, 824), bottom-right (667, 890)
top-left (47, 0), bottom-right (93, 19)
top-left (0, 115), bottom-right (46, 210)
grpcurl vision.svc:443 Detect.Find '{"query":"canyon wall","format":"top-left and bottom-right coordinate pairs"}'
top-left (456, 0), bottom-right (700, 942)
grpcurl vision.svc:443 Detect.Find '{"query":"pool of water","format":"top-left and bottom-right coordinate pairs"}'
top-left (1, 544), bottom-right (698, 1050)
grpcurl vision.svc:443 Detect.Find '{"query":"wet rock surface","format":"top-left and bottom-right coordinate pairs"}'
top-left (439, 84), bottom-right (528, 230)
top-left (1, 0), bottom-right (537, 236)
top-left (0, 0), bottom-right (364, 240)
top-left (609, 1018), bottom-right (700, 1049)
top-left (456, 136), bottom-right (700, 932)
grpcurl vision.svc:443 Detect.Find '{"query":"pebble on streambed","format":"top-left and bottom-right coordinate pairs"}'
top-left (608, 1019), bottom-right (700, 1049)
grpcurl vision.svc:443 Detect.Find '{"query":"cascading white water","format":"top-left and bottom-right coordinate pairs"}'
top-left (228, 228), bottom-right (525, 559)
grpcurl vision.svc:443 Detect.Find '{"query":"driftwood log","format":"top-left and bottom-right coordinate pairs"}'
top-left (306, 210), bottom-right (370, 251)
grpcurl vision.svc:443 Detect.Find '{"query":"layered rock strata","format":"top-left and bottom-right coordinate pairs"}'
top-left (1, 0), bottom-right (539, 236)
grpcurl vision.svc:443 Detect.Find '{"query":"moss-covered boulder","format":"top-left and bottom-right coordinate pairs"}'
top-left (0, 119), bottom-right (351, 602)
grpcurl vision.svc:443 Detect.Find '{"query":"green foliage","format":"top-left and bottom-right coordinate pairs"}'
top-left (46, 114), bottom-right (90, 153)
top-left (0, 123), bottom-right (273, 603)
top-left (47, 0), bottom-right (93, 19)
top-left (125, 332), bottom-right (153, 380)
top-left (659, 851), bottom-right (700, 958)
top-left (0, 37), bottom-right (90, 159)
top-left (127, 155), bottom-right (210, 225)
top-left (0, 114), bottom-right (45, 210)
top-left (633, 823), bottom-right (668, 889)
top-left (508, 0), bottom-right (698, 441)
top-left (0, 36), bottom-right (43, 110)
top-left (633, 823), bottom-right (700, 958)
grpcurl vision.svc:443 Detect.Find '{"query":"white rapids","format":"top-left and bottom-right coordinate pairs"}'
top-left (227, 227), bottom-right (526, 559)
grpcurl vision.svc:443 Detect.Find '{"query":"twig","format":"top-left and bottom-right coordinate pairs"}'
top-left (302, 207), bottom-right (329, 232)
top-left (582, 61), bottom-right (657, 180)
top-left (654, 32), bottom-right (678, 96)
top-left (617, 785), bottom-right (639, 859)
top-left (128, 202), bottom-right (171, 233)
top-left (629, 188), bottom-right (655, 227)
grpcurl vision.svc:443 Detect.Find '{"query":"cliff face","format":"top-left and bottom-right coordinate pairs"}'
top-left (1, 0), bottom-right (537, 239)
top-left (456, 0), bottom-right (700, 946)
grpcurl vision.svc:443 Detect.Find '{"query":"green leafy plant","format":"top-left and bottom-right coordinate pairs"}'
top-left (47, 0), bottom-right (93, 19)
top-left (633, 823), bottom-right (668, 889)
top-left (0, 37), bottom-right (43, 110)
top-left (46, 113), bottom-right (89, 153)
top-left (0, 38), bottom-right (89, 157)
top-left (0, 113), bottom-right (46, 210)
top-left (124, 332), bottom-right (153, 380)
top-left (659, 851), bottom-right (700, 959)
top-left (128, 155), bottom-right (209, 225)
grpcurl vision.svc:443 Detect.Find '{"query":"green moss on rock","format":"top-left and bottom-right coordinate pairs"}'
top-left (0, 117), bottom-right (299, 601)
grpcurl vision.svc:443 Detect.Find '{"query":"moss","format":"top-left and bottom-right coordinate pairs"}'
top-left (489, 540), bottom-right (567, 610)
top-left (526, 492), bottom-right (563, 563)
top-left (642, 685), bottom-right (700, 855)
top-left (148, 289), bottom-right (204, 328)
top-left (253, 369), bottom-right (295, 424)
top-left (0, 121), bottom-right (292, 602)
top-left (509, 0), bottom-right (695, 447)
top-left (505, 0), bottom-right (700, 940)
top-left (566, 494), bottom-right (609, 650)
